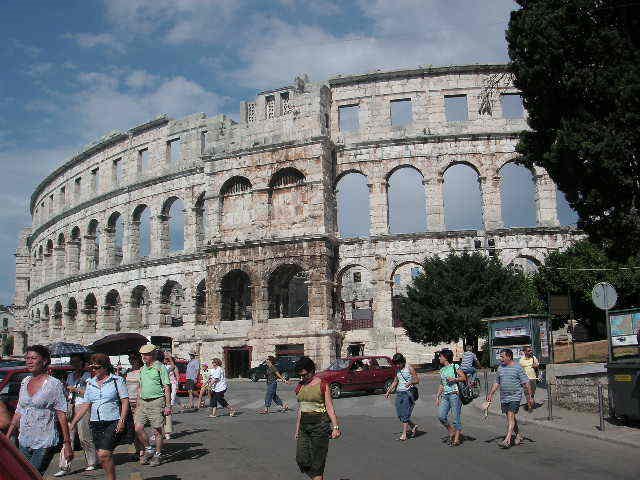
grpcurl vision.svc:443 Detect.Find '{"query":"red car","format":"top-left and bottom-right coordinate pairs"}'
top-left (0, 364), bottom-right (74, 418)
top-left (174, 358), bottom-right (202, 396)
top-left (317, 356), bottom-right (397, 399)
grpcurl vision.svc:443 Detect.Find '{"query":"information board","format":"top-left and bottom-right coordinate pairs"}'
top-left (609, 310), bottom-right (640, 347)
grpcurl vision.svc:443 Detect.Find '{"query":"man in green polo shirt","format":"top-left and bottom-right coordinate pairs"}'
top-left (135, 344), bottom-right (172, 467)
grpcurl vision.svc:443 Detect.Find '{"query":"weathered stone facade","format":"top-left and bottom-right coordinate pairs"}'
top-left (13, 64), bottom-right (581, 372)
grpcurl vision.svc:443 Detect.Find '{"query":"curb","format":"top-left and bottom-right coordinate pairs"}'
top-left (469, 401), bottom-right (638, 449)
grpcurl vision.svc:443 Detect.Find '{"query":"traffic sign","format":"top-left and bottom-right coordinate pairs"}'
top-left (592, 282), bottom-right (617, 311)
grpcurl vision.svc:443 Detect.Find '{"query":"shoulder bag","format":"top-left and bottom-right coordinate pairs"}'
top-left (112, 377), bottom-right (135, 445)
top-left (399, 369), bottom-right (419, 401)
top-left (455, 365), bottom-right (474, 405)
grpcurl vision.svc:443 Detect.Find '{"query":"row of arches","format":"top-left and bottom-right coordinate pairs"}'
top-left (336, 162), bottom-right (578, 237)
top-left (28, 263), bottom-right (313, 340)
top-left (30, 196), bottom-right (191, 289)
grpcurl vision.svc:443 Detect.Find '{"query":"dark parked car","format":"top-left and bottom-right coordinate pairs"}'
top-left (0, 364), bottom-right (74, 417)
top-left (175, 358), bottom-right (202, 396)
top-left (249, 356), bottom-right (300, 382)
top-left (316, 356), bottom-right (397, 399)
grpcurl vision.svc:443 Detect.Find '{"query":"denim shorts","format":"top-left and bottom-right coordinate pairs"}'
top-left (395, 390), bottom-right (415, 423)
top-left (501, 401), bottom-right (520, 414)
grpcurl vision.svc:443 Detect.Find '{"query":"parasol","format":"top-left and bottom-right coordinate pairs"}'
top-left (48, 342), bottom-right (89, 358)
top-left (89, 333), bottom-right (149, 355)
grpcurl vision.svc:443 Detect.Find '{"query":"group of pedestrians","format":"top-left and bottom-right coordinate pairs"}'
top-left (5, 344), bottom-right (179, 479)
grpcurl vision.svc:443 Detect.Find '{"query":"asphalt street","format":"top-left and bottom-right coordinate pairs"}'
top-left (48, 376), bottom-right (638, 480)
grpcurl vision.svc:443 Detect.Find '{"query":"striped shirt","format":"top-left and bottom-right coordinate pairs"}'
top-left (496, 363), bottom-right (529, 404)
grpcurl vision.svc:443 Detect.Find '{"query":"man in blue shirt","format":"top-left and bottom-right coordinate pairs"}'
top-left (185, 352), bottom-right (200, 409)
top-left (486, 349), bottom-right (533, 449)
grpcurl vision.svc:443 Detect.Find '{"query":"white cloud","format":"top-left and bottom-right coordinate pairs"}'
top-left (68, 71), bottom-right (226, 139)
top-left (103, 0), bottom-right (240, 45)
top-left (63, 33), bottom-right (126, 53)
top-left (23, 62), bottom-right (54, 78)
top-left (125, 69), bottom-right (159, 89)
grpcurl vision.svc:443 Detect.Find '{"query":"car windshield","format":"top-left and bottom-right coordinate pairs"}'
top-left (327, 359), bottom-right (350, 371)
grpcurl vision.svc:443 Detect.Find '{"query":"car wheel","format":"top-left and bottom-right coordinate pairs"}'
top-left (282, 372), bottom-right (290, 381)
top-left (250, 373), bottom-right (259, 382)
top-left (330, 383), bottom-right (342, 399)
top-left (384, 378), bottom-right (393, 393)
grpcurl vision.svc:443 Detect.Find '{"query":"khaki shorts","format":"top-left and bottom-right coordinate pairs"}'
top-left (134, 397), bottom-right (165, 429)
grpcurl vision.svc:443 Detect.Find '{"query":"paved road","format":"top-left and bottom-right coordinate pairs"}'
top-left (49, 376), bottom-right (637, 480)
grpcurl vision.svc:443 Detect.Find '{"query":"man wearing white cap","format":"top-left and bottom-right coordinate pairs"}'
top-left (135, 344), bottom-right (171, 467)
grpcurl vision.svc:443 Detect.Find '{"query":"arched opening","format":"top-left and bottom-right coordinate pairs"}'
top-left (105, 289), bottom-right (122, 331)
top-left (220, 177), bottom-right (253, 240)
top-left (132, 205), bottom-right (151, 259)
top-left (69, 226), bottom-right (81, 275)
top-left (55, 233), bottom-right (66, 278)
top-left (160, 280), bottom-right (184, 327)
top-left (268, 264), bottom-right (309, 318)
top-left (83, 293), bottom-right (97, 333)
top-left (338, 265), bottom-right (373, 330)
top-left (388, 167), bottom-right (426, 234)
top-left (66, 297), bottom-right (78, 334)
top-left (390, 262), bottom-right (424, 327)
top-left (52, 301), bottom-right (63, 334)
top-left (443, 163), bottom-right (483, 230)
top-left (161, 196), bottom-right (185, 252)
top-left (131, 285), bottom-right (151, 329)
top-left (42, 304), bottom-right (50, 337)
top-left (220, 270), bottom-right (252, 321)
top-left (269, 168), bottom-right (306, 230)
top-left (510, 256), bottom-right (540, 276)
top-left (194, 192), bottom-right (206, 248)
top-left (195, 279), bottom-right (207, 324)
top-left (107, 212), bottom-right (124, 266)
top-left (87, 219), bottom-right (100, 271)
top-left (45, 239), bottom-right (54, 283)
top-left (557, 187), bottom-right (579, 226)
top-left (500, 163), bottom-right (536, 228)
top-left (335, 172), bottom-right (370, 238)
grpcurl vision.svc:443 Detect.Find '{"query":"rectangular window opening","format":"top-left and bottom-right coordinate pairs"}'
top-left (74, 177), bottom-right (82, 199)
top-left (265, 95), bottom-right (275, 119)
top-left (90, 168), bottom-right (99, 192)
top-left (444, 95), bottom-right (468, 122)
top-left (113, 158), bottom-right (123, 186)
top-left (500, 93), bottom-right (524, 119)
top-left (49, 194), bottom-right (54, 214)
top-left (168, 138), bottom-right (181, 164)
top-left (201, 131), bottom-right (208, 153)
top-left (338, 104), bottom-right (359, 132)
top-left (390, 98), bottom-right (412, 126)
top-left (139, 148), bottom-right (150, 174)
top-left (60, 186), bottom-right (66, 208)
top-left (353, 272), bottom-right (362, 283)
top-left (281, 92), bottom-right (292, 115)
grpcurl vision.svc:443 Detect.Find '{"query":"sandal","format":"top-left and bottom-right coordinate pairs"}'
top-left (499, 441), bottom-right (512, 449)
top-left (397, 436), bottom-right (408, 442)
top-left (258, 409), bottom-right (269, 414)
top-left (410, 425), bottom-right (419, 437)
top-left (514, 433), bottom-right (524, 445)
top-left (229, 410), bottom-right (237, 417)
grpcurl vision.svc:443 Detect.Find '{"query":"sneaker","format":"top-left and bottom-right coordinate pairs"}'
top-left (85, 466), bottom-right (97, 472)
top-left (164, 433), bottom-right (171, 440)
top-left (140, 449), bottom-right (153, 465)
top-left (149, 454), bottom-right (161, 467)
top-left (53, 470), bottom-right (68, 477)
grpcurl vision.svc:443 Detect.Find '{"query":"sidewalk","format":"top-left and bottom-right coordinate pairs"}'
top-left (469, 388), bottom-right (640, 448)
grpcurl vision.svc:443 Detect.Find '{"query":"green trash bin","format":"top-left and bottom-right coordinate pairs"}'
top-left (606, 360), bottom-right (640, 421)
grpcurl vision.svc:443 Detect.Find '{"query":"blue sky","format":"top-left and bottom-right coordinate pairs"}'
top-left (0, 0), bottom-right (577, 305)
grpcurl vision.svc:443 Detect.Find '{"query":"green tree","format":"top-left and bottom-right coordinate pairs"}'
top-left (400, 252), bottom-right (542, 349)
top-left (534, 239), bottom-right (640, 337)
top-left (506, 0), bottom-right (640, 258)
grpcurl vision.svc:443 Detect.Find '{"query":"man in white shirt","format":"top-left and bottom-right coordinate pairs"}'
top-left (54, 354), bottom-right (97, 476)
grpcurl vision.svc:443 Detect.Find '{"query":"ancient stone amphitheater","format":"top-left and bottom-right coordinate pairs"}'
top-left (11, 64), bottom-right (579, 374)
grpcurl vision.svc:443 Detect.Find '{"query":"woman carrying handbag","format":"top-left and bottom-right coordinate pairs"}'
top-left (385, 353), bottom-right (420, 441)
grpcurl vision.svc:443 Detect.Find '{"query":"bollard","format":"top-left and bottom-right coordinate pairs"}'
top-left (546, 381), bottom-right (553, 421)
top-left (597, 384), bottom-right (605, 431)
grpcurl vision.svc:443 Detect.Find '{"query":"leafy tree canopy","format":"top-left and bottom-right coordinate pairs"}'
top-left (400, 252), bottom-right (542, 349)
top-left (507, 0), bottom-right (640, 258)
top-left (533, 239), bottom-right (640, 337)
